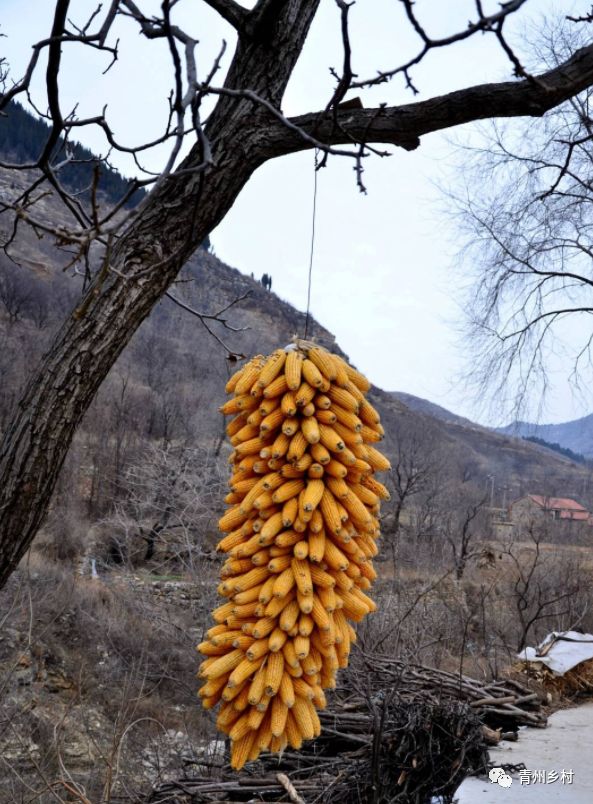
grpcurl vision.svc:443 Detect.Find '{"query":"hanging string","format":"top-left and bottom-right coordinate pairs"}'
top-left (303, 149), bottom-right (319, 340)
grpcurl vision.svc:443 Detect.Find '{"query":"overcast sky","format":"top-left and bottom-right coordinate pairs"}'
top-left (2, 0), bottom-right (591, 426)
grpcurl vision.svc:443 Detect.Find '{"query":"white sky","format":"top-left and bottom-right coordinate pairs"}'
top-left (2, 0), bottom-right (591, 426)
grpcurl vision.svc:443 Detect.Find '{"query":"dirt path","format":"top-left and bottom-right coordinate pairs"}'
top-left (456, 702), bottom-right (593, 803)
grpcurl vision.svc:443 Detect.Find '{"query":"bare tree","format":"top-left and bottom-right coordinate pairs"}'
top-left (3, 1), bottom-right (593, 589)
top-left (443, 493), bottom-right (488, 581)
top-left (0, 260), bottom-right (34, 325)
top-left (503, 526), bottom-right (585, 651)
top-left (452, 20), bottom-right (593, 416)
top-left (106, 443), bottom-right (226, 572)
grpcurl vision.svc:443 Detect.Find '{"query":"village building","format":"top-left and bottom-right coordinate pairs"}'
top-left (509, 494), bottom-right (593, 525)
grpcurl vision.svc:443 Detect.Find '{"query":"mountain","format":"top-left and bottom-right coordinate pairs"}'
top-left (390, 392), bottom-right (477, 428)
top-left (497, 415), bottom-right (593, 459)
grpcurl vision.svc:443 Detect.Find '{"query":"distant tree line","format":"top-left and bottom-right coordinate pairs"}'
top-left (0, 101), bottom-right (211, 249)
top-left (523, 435), bottom-right (586, 465)
top-left (0, 101), bottom-right (145, 207)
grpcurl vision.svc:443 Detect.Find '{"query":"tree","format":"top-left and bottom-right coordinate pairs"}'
top-left (452, 21), bottom-right (593, 416)
top-left (2, 1), bottom-right (593, 589)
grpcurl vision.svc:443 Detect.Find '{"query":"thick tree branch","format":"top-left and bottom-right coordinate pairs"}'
top-left (202, 0), bottom-right (248, 31)
top-left (261, 42), bottom-right (593, 156)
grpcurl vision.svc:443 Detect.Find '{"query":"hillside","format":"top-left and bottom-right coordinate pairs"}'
top-left (391, 391), bottom-right (479, 428)
top-left (497, 416), bottom-right (593, 460)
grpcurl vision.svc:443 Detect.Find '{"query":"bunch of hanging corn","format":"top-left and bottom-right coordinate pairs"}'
top-left (197, 341), bottom-right (390, 769)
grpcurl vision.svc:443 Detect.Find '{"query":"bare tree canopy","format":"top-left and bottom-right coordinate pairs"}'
top-left (451, 20), bottom-right (593, 418)
top-left (3, 1), bottom-right (593, 589)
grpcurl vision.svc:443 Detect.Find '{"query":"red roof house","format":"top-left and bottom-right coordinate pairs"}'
top-left (510, 494), bottom-right (592, 524)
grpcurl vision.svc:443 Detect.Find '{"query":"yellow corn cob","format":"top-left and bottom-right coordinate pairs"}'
top-left (260, 407), bottom-right (284, 435)
top-left (362, 475), bottom-right (390, 500)
top-left (230, 730), bottom-right (256, 770)
top-left (264, 652), bottom-right (284, 696)
top-left (246, 409), bottom-right (264, 427)
top-left (231, 423), bottom-right (260, 445)
top-left (281, 498), bottom-right (299, 527)
top-left (265, 592), bottom-right (295, 618)
top-left (282, 416), bottom-right (299, 436)
top-left (309, 509), bottom-right (324, 533)
top-left (252, 616), bottom-right (276, 639)
top-left (314, 393), bottom-right (332, 409)
top-left (279, 599), bottom-right (300, 632)
top-left (236, 435), bottom-right (273, 458)
top-left (301, 416), bottom-right (320, 444)
top-left (326, 476), bottom-right (349, 500)
top-left (292, 558), bottom-right (313, 596)
top-left (329, 355), bottom-right (350, 387)
top-left (294, 635), bottom-right (310, 660)
top-left (308, 529), bottom-right (326, 563)
top-left (318, 424), bottom-right (345, 453)
top-left (301, 359), bottom-right (324, 388)
top-left (235, 362), bottom-right (263, 396)
top-left (279, 671), bottom-right (296, 708)
top-left (233, 682), bottom-right (253, 712)
top-left (358, 396), bottom-right (381, 426)
top-left (286, 711), bottom-right (304, 749)
top-left (295, 381), bottom-right (316, 407)
top-left (360, 424), bottom-right (382, 443)
top-left (315, 409), bottom-right (338, 426)
top-left (271, 695), bottom-right (289, 738)
top-left (217, 700), bottom-right (242, 731)
top-left (285, 350), bottom-right (304, 391)
top-left (248, 664), bottom-right (267, 706)
top-left (364, 444), bottom-right (391, 472)
top-left (200, 649), bottom-right (244, 680)
top-left (269, 627), bottom-right (288, 653)
top-left (302, 402), bottom-right (316, 417)
top-left (319, 488), bottom-right (342, 534)
top-left (291, 696), bottom-right (316, 740)
top-left (294, 453), bottom-right (313, 472)
top-left (281, 390), bottom-right (298, 416)
top-left (307, 346), bottom-right (338, 382)
top-left (259, 398), bottom-right (279, 417)
top-left (228, 656), bottom-right (265, 688)
top-left (272, 479), bottom-right (305, 504)
top-left (275, 530), bottom-right (301, 548)
top-left (258, 576), bottom-right (276, 604)
top-left (343, 362), bottom-right (371, 392)
top-left (297, 590), bottom-right (314, 614)
top-left (309, 563), bottom-right (336, 589)
top-left (262, 374), bottom-right (289, 399)
top-left (220, 394), bottom-right (258, 416)
top-left (293, 540), bottom-right (309, 560)
top-left (326, 386), bottom-right (359, 413)
top-left (287, 430), bottom-right (308, 462)
top-left (256, 349), bottom-right (287, 389)
top-left (282, 639), bottom-right (300, 669)
top-left (301, 479), bottom-right (325, 512)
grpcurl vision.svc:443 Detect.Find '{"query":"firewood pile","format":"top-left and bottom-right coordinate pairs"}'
top-left (147, 651), bottom-right (546, 804)
top-left (518, 656), bottom-right (593, 699)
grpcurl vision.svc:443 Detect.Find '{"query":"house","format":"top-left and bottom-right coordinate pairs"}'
top-left (509, 494), bottom-right (592, 525)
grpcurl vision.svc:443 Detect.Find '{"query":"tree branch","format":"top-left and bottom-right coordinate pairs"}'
top-left (202, 0), bottom-right (248, 31)
top-left (262, 43), bottom-right (593, 156)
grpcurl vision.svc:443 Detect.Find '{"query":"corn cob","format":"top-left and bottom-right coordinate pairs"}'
top-left (199, 343), bottom-right (388, 769)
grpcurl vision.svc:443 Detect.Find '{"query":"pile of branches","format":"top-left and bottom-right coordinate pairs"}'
top-left (148, 649), bottom-right (547, 804)
top-left (353, 652), bottom-right (546, 732)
